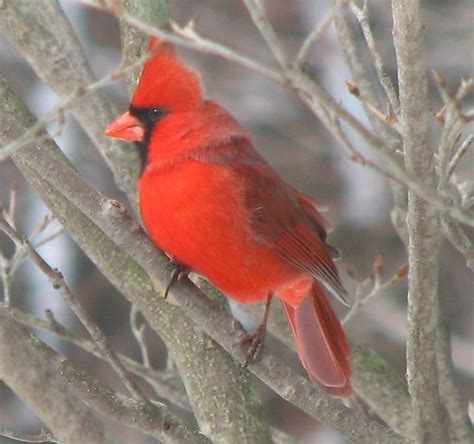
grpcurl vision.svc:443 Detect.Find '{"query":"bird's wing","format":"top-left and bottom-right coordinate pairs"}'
top-left (217, 137), bottom-right (349, 305)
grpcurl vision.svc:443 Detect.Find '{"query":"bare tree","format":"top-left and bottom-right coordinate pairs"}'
top-left (0, 0), bottom-right (472, 443)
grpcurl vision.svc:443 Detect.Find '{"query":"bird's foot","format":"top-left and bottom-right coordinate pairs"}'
top-left (239, 323), bottom-right (267, 367)
top-left (164, 261), bottom-right (190, 299)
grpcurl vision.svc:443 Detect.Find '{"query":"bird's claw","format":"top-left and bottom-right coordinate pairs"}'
top-left (164, 262), bottom-right (190, 298)
top-left (239, 324), bottom-right (267, 367)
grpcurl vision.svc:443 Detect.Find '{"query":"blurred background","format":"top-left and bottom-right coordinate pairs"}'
top-left (0, 0), bottom-right (472, 442)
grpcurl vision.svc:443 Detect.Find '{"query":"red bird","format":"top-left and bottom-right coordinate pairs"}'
top-left (106, 38), bottom-right (352, 397)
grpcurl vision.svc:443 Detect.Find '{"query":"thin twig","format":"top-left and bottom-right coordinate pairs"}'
top-left (433, 72), bottom-right (474, 272)
top-left (10, 226), bottom-right (64, 278)
top-left (346, 81), bottom-right (401, 132)
top-left (351, 0), bottom-right (401, 116)
top-left (455, 78), bottom-right (474, 101)
top-left (243, 0), bottom-right (289, 68)
top-left (441, 216), bottom-right (474, 271)
top-left (436, 322), bottom-right (474, 443)
top-left (28, 214), bottom-right (55, 239)
top-left (329, 112), bottom-right (402, 184)
top-left (0, 191), bottom-right (19, 309)
top-left (447, 135), bottom-right (473, 180)
top-left (451, 174), bottom-right (474, 209)
top-left (0, 254), bottom-right (12, 308)
top-left (130, 304), bottom-right (152, 368)
top-left (7, 187), bottom-right (18, 229)
top-left (343, 259), bottom-right (408, 325)
top-left (0, 216), bottom-right (151, 406)
top-left (433, 71), bottom-right (465, 187)
top-left (332, 0), bottom-right (409, 247)
top-left (295, 8), bottom-right (339, 66)
top-left (0, 428), bottom-right (57, 443)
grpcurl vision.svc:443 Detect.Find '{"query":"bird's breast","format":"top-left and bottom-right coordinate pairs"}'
top-left (138, 160), bottom-right (300, 302)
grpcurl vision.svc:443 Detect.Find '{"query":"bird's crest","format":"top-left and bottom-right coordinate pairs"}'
top-left (131, 37), bottom-right (203, 112)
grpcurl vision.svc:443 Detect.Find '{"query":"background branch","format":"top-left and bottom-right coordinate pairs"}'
top-left (436, 322), bottom-right (474, 443)
top-left (0, 215), bottom-right (151, 406)
top-left (8, 307), bottom-right (191, 411)
top-left (392, 1), bottom-right (447, 442)
top-left (27, 331), bottom-right (210, 444)
top-left (0, 311), bottom-right (117, 444)
top-left (0, 428), bottom-right (56, 443)
top-left (120, 0), bottom-right (170, 92)
top-left (8, 306), bottom-right (191, 411)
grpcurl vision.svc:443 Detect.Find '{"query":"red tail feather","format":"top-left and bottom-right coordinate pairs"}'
top-left (282, 281), bottom-right (352, 397)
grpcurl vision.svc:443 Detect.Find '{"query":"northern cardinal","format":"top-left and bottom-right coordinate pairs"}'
top-left (106, 38), bottom-right (352, 397)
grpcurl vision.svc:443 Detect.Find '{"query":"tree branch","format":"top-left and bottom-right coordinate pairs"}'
top-left (350, 0), bottom-right (401, 116)
top-left (436, 322), bottom-right (474, 443)
top-left (120, 0), bottom-right (170, 92)
top-left (26, 332), bottom-right (210, 444)
top-left (294, 7), bottom-right (337, 66)
top-left (10, 306), bottom-right (297, 444)
top-left (343, 260), bottom-right (408, 325)
top-left (0, 427), bottom-right (56, 443)
top-left (442, 216), bottom-right (474, 271)
top-left (392, 2), bottom-right (447, 442)
top-left (0, 311), bottom-right (117, 444)
top-left (243, 0), bottom-right (289, 68)
top-left (0, 216), bottom-right (151, 406)
top-left (434, 73), bottom-right (474, 272)
top-left (8, 306), bottom-right (191, 411)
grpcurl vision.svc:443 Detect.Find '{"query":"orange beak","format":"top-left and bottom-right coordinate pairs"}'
top-left (105, 112), bottom-right (144, 142)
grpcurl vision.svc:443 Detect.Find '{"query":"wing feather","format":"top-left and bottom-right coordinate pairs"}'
top-left (200, 137), bottom-right (348, 305)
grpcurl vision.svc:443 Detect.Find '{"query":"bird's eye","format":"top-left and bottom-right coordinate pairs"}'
top-left (148, 108), bottom-right (163, 122)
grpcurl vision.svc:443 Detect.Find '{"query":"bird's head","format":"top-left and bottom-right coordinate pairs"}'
top-left (105, 37), bottom-right (203, 143)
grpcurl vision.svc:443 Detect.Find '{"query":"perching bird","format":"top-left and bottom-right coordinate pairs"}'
top-left (106, 38), bottom-right (352, 397)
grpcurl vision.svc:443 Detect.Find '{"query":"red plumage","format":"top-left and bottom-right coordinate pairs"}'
top-left (106, 37), bottom-right (352, 397)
